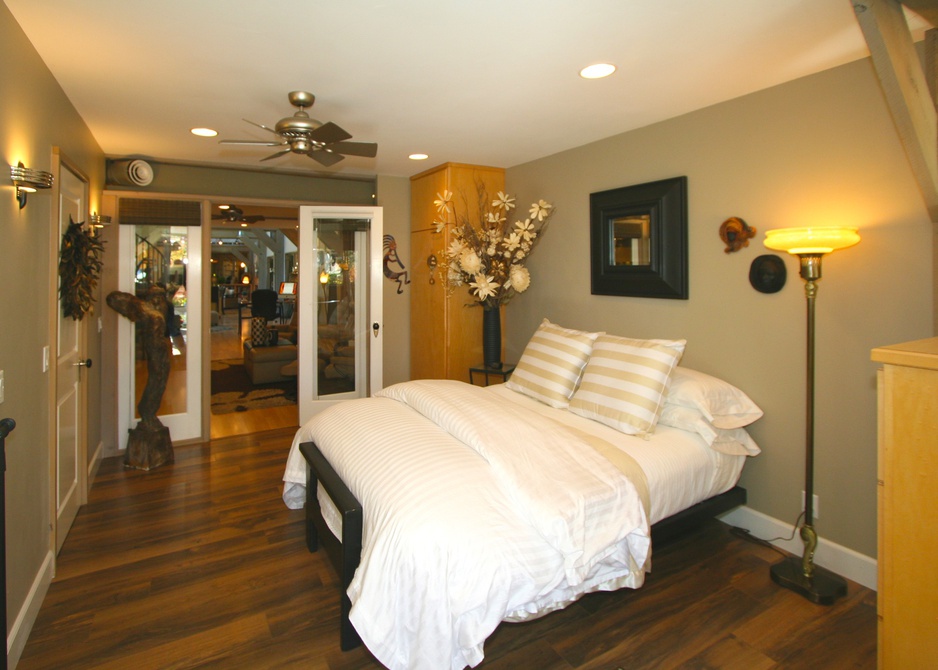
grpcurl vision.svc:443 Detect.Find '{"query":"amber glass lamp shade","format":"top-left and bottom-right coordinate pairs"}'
top-left (764, 227), bottom-right (860, 255)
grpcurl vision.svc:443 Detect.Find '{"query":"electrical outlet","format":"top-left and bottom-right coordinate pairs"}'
top-left (801, 490), bottom-right (820, 519)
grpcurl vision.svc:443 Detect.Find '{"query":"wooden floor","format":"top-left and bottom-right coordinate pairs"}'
top-left (209, 312), bottom-right (299, 440)
top-left (18, 429), bottom-right (877, 670)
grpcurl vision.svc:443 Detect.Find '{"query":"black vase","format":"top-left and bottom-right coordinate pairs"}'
top-left (482, 307), bottom-right (502, 370)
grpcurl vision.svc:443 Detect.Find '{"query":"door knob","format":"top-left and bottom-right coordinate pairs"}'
top-left (372, 322), bottom-right (380, 338)
top-left (74, 358), bottom-right (93, 368)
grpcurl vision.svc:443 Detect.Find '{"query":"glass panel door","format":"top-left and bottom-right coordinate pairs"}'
top-left (298, 206), bottom-right (383, 424)
top-left (116, 204), bottom-right (202, 442)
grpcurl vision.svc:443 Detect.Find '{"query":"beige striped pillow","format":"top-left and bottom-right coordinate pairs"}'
top-left (569, 334), bottom-right (686, 435)
top-left (505, 319), bottom-right (602, 408)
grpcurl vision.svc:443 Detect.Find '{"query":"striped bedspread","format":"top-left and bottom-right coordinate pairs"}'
top-left (281, 381), bottom-right (665, 670)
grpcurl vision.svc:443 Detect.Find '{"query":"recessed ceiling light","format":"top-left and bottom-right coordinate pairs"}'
top-left (191, 127), bottom-right (218, 137)
top-left (579, 63), bottom-right (616, 79)
top-left (409, 153), bottom-right (429, 160)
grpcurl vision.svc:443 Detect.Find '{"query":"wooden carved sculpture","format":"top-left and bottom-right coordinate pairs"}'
top-left (106, 286), bottom-right (174, 470)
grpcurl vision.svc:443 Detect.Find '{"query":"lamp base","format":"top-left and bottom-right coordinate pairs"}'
top-left (770, 556), bottom-right (847, 605)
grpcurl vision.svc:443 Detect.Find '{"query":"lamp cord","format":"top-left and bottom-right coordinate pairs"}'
top-left (729, 512), bottom-right (805, 558)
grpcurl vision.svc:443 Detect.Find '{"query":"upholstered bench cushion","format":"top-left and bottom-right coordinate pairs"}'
top-left (243, 341), bottom-right (298, 384)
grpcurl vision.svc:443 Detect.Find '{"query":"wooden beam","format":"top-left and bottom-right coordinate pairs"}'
top-left (902, 1), bottom-right (938, 29)
top-left (853, 0), bottom-right (938, 221)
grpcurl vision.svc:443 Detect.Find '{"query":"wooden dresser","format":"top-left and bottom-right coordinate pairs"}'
top-left (871, 337), bottom-right (938, 668)
top-left (410, 163), bottom-right (505, 382)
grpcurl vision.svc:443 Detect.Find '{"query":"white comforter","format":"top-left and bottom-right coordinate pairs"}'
top-left (282, 381), bottom-right (742, 670)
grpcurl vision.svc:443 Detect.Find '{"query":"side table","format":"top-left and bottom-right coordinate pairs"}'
top-left (469, 364), bottom-right (516, 386)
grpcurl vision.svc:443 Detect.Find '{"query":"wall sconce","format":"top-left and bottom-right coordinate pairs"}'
top-left (10, 162), bottom-right (54, 209)
top-left (89, 212), bottom-right (112, 230)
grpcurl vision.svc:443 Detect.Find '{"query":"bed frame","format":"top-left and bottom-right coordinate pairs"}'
top-left (299, 440), bottom-right (747, 652)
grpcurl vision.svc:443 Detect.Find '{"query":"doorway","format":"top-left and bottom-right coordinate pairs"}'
top-left (208, 202), bottom-right (300, 439)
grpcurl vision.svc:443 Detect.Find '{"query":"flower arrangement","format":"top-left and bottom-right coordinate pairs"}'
top-left (433, 187), bottom-right (554, 309)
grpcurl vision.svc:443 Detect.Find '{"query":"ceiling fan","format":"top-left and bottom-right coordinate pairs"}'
top-left (219, 91), bottom-right (378, 167)
top-left (211, 205), bottom-right (299, 225)
top-left (211, 206), bottom-right (266, 224)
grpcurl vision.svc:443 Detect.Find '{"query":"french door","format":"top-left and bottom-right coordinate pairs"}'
top-left (297, 206), bottom-right (383, 424)
top-left (116, 202), bottom-right (203, 442)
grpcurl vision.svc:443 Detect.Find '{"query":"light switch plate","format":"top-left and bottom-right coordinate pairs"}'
top-left (43, 346), bottom-right (50, 373)
top-left (0, 370), bottom-right (4, 404)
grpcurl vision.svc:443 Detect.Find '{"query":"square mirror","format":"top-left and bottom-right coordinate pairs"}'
top-left (589, 176), bottom-right (688, 299)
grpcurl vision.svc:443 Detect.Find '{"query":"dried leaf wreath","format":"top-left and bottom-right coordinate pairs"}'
top-left (59, 217), bottom-right (105, 320)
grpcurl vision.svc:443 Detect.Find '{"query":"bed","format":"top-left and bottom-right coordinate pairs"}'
top-left (282, 322), bottom-right (763, 670)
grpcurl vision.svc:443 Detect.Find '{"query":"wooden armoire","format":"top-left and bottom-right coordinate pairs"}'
top-left (871, 337), bottom-right (938, 668)
top-left (410, 163), bottom-right (505, 382)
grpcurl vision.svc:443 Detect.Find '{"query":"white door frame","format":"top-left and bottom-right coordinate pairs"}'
top-left (298, 206), bottom-right (383, 425)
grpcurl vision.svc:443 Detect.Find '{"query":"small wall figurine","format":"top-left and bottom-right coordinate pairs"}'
top-left (383, 234), bottom-right (410, 294)
top-left (719, 217), bottom-right (757, 253)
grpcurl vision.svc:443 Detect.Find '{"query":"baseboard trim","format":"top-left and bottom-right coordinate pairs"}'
top-left (719, 505), bottom-right (877, 591)
top-left (88, 439), bottom-right (104, 484)
top-left (7, 549), bottom-right (54, 668)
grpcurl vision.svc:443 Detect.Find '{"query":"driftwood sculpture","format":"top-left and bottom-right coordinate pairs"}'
top-left (106, 287), bottom-right (174, 470)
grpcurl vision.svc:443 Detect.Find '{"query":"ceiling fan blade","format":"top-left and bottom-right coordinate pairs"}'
top-left (244, 215), bottom-right (267, 223)
top-left (308, 149), bottom-right (345, 167)
top-left (260, 148), bottom-right (293, 162)
top-left (243, 119), bottom-right (282, 136)
top-left (329, 141), bottom-right (378, 158)
top-left (219, 139), bottom-right (284, 146)
top-left (308, 121), bottom-right (352, 145)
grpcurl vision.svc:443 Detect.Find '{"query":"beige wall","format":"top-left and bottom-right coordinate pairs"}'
top-left (505, 56), bottom-right (933, 558)
top-left (1, 2), bottom-right (106, 660)
top-left (377, 175), bottom-right (411, 387)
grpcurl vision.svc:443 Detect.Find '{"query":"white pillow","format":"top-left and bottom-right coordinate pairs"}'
top-left (568, 334), bottom-right (686, 435)
top-left (658, 404), bottom-right (718, 443)
top-left (713, 427), bottom-right (761, 456)
top-left (505, 319), bottom-right (602, 408)
top-left (666, 367), bottom-right (762, 429)
top-left (658, 404), bottom-right (761, 456)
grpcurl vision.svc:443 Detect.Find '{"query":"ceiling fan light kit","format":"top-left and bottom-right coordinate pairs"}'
top-left (220, 91), bottom-right (377, 167)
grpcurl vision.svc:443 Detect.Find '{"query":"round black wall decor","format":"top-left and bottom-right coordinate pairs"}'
top-left (749, 254), bottom-right (787, 294)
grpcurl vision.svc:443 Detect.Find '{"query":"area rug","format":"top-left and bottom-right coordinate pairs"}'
top-left (211, 358), bottom-right (296, 414)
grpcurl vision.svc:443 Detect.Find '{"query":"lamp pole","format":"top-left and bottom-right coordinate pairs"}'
top-left (763, 227), bottom-right (860, 605)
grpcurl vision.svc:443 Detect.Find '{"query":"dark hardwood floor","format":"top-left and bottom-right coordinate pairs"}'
top-left (18, 428), bottom-right (877, 669)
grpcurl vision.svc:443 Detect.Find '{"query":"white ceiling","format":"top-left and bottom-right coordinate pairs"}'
top-left (6, 0), bottom-right (929, 179)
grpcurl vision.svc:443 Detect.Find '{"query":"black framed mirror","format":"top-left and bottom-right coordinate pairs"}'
top-left (589, 176), bottom-right (688, 299)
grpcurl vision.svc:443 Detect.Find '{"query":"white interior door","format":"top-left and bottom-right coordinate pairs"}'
top-left (298, 206), bottom-right (383, 425)
top-left (55, 165), bottom-right (87, 553)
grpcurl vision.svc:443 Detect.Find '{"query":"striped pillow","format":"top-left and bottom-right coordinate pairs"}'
top-left (569, 334), bottom-right (686, 435)
top-left (505, 319), bottom-right (602, 408)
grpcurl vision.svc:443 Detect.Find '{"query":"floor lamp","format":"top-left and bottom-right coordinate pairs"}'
top-left (763, 226), bottom-right (860, 605)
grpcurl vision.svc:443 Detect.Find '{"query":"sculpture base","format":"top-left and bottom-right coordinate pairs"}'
top-left (770, 556), bottom-right (847, 605)
top-left (125, 424), bottom-right (174, 471)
